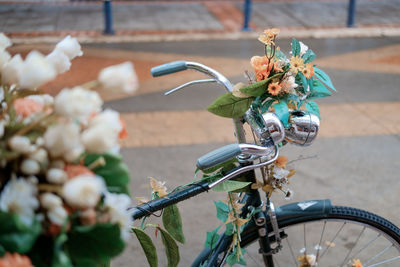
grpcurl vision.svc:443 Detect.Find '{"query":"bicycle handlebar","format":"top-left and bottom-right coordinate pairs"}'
top-left (151, 61), bottom-right (188, 77)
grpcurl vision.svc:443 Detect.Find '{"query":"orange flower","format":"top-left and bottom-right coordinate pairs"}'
top-left (258, 28), bottom-right (280, 45)
top-left (268, 82), bottom-right (281, 96)
top-left (119, 119), bottom-right (128, 139)
top-left (64, 164), bottom-right (94, 179)
top-left (150, 177), bottom-right (168, 198)
top-left (290, 56), bottom-right (305, 73)
top-left (352, 259), bottom-right (363, 267)
top-left (251, 56), bottom-right (274, 81)
top-left (13, 98), bottom-right (43, 118)
top-left (302, 63), bottom-right (315, 79)
top-left (0, 253), bottom-right (33, 267)
top-left (275, 156), bottom-right (288, 168)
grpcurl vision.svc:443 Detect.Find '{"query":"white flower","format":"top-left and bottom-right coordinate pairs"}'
top-left (48, 206), bottom-right (68, 226)
top-left (82, 109), bottom-right (122, 153)
top-left (54, 87), bottom-right (102, 122)
top-left (40, 192), bottom-right (63, 210)
top-left (62, 175), bottom-right (105, 209)
top-left (0, 177), bottom-right (39, 226)
top-left (299, 41), bottom-right (309, 56)
top-left (98, 62), bottom-right (139, 93)
top-left (55, 35), bottom-right (83, 60)
top-left (29, 148), bottom-right (48, 165)
top-left (0, 49), bottom-right (11, 68)
top-left (9, 136), bottom-right (34, 154)
top-left (19, 51), bottom-right (57, 90)
top-left (43, 121), bottom-right (84, 162)
top-left (281, 75), bottom-right (298, 94)
top-left (46, 168), bottom-right (68, 184)
top-left (273, 167), bottom-right (290, 180)
top-left (46, 49), bottom-right (71, 74)
top-left (27, 94), bottom-right (54, 107)
top-left (1, 54), bottom-right (23, 85)
top-left (104, 192), bottom-right (132, 240)
top-left (0, 33), bottom-right (12, 50)
top-left (0, 120), bottom-right (4, 138)
top-left (21, 159), bottom-right (40, 175)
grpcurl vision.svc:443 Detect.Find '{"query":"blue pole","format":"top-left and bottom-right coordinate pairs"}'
top-left (242, 0), bottom-right (252, 32)
top-left (103, 0), bottom-right (115, 35)
top-left (347, 0), bottom-right (356, 27)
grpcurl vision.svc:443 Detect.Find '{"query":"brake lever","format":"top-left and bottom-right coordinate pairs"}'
top-left (164, 79), bottom-right (217, 95)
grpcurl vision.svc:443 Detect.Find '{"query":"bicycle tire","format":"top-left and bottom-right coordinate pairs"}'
top-left (193, 205), bottom-right (400, 267)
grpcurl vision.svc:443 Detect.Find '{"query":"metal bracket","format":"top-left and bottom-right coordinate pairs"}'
top-left (267, 201), bottom-right (283, 253)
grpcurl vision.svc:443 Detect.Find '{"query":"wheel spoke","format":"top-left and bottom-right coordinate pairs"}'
top-left (315, 220), bottom-right (327, 264)
top-left (365, 255), bottom-right (400, 267)
top-left (348, 234), bottom-right (381, 262)
top-left (364, 244), bottom-right (393, 266)
top-left (320, 222), bottom-right (346, 260)
top-left (303, 224), bottom-right (307, 256)
top-left (285, 236), bottom-right (298, 267)
top-left (340, 226), bottom-right (366, 267)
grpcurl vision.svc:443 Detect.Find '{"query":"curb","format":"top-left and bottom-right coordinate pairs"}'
top-left (9, 26), bottom-right (400, 44)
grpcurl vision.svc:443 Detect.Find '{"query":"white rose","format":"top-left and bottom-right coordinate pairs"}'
top-left (18, 51), bottom-right (57, 90)
top-left (21, 159), bottom-right (40, 175)
top-left (9, 136), bottom-right (34, 154)
top-left (0, 49), bottom-right (11, 68)
top-left (1, 54), bottom-right (23, 85)
top-left (46, 168), bottom-right (68, 184)
top-left (98, 62), bottom-right (139, 93)
top-left (40, 192), bottom-right (63, 210)
top-left (104, 192), bottom-right (132, 240)
top-left (54, 87), bottom-right (103, 122)
top-left (46, 49), bottom-right (71, 74)
top-left (299, 41), bottom-right (309, 56)
top-left (0, 33), bottom-right (12, 50)
top-left (55, 35), bottom-right (83, 60)
top-left (43, 122), bottom-right (84, 162)
top-left (62, 175), bottom-right (105, 209)
top-left (48, 206), bottom-right (68, 226)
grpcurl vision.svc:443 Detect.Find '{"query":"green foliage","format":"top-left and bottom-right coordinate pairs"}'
top-left (306, 101), bottom-right (321, 120)
top-left (291, 38), bottom-right (301, 57)
top-left (275, 49), bottom-right (287, 61)
top-left (66, 224), bottom-right (125, 265)
top-left (239, 79), bottom-right (268, 97)
top-left (205, 226), bottom-right (221, 250)
top-left (226, 249), bottom-right (247, 266)
top-left (202, 157), bottom-right (238, 174)
top-left (298, 72), bottom-right (308, 92)
top-left (274, 101), bottom-right (289, 128)
top-left (0, 212), bottom-right (41, 254)
top-left (214, 201), bottom-right (229, 223)
top-left (162, 205), bottom-right (185, 244)
top-left (207, 93), bottom-right (254, 118)
top-left (84, 153), bottom-right (130, 195)
top-left (132, 227), bottom-right (158, 267)
top-left (225, 223), bottom-right (235, 236)
top-left (212, 180), bottom-right (251, 193)
top-left (314, 67), bottom-right (336, 92)
top-left (52, 234), bottom-right (73, 267)
top-left (260, 98), bottom-right (276, 113)
top-left (157, 227), bottom-right (180, 267)
top-left (302, 48), bottom-right (316, 63)
top-left (307, 79), bottom-right (332, 100)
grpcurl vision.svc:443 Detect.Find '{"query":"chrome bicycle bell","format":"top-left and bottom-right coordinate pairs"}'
top-left (245, 110), bottom-right (285, 145)
top-left (285, 110), bottom-right (320, 146)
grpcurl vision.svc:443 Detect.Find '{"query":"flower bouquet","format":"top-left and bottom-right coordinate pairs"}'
top-left (0, 33), bottom-right (138, 266)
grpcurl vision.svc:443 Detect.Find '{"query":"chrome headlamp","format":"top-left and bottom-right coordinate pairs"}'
top-left (244, 110), bottom-right (285, 145)
top-left (285, 110), bottom-right (320, 146)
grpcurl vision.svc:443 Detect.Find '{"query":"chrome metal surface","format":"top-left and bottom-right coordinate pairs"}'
top-left (239, 144), bottom-right (275, 156)
top-left (285, 110), bottom-right (320, 146)
top-left (268, 201), bottom-right (283, 253)
top-left (164, 79), bottom-right (216, 95)
top-left (186, 61), bottom-right (233, 92)
top-left (244, 110), bottom-right (285, 145)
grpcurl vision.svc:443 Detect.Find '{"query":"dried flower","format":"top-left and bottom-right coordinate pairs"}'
top-left (297, 254), bottom-right (317, 267)
top-left (258, 28), bottom-right (280, 45)
top-left (0, 252), bottom-right (33, 267)
top-left (275, 156), bottom-right (288, 168)
top-left (232, 82), bottom-right (248, 98)
top-left (280, 75), bottom-right (298, 94)
top-left (13, 98), bottom-right (44, 118)
top-left (150, 177), bottom-right (168, 198)
top-left (98, 62), bottom-right (139, 93)
top-left (352, 259), bottom-right (363, 267)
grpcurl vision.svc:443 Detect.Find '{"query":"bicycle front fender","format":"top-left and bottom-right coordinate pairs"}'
top-left (275, 199), bottom-right (332, 223)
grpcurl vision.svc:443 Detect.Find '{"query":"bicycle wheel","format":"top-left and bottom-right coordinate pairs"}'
top-left (193, 206), bottom-right (400, 267)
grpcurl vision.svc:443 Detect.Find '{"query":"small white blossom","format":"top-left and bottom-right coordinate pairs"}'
top-left (1, 54), bottom-right (23, 85)
top-left (21, 159), bottom-right (40, 175)
top-left (46, 49), bottom-right (71, 74)
top-left (0, 120), bottom-right (4, 138)
top-left (48, 206), bottom-right (68, 226)
top-left (46, 168), bottom-right (68, 184)
top-left (0, 33), bottom-right (12, 50)
top-left (299, 41), bottom-right (309, 56)
top-left (55, 35), bottom-right (83, 60)
top-left (98, 62), bottom-right (139, 93)
top-left (0, 177), bottom-right (39, 226)
top-left (54, 87), bottom-right (103, 122)
top-left (62, 175), bottom-right (105, 209)
top-left (19, 51), bottom-right (57, 90)
top-left (9, 136), bottom-right (34, 154)
top-left (27, 94), bottom-right (54, 107)
top-left (0, 49), bottom-right (11, 68)
top-left (29, 148), bottom-right (48, 165)
top-left (104, 192), bottom-right (132, 240)
top-left (44, 121), bottom-right (84, 162)
top-left (273, 167), bottom-right (290, 180)
top-left (281, 75), bottom-right (298, 94)
top-left (40, 192), bottom-right (63, 210)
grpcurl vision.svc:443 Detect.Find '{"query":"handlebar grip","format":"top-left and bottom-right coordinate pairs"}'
top-left (150, 61), bottom-right (188, 77)
top-left (196, 144), bottom-right (242, 170)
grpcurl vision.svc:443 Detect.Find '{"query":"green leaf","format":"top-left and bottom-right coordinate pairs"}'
top-left (162, 205), bottom-right (185, 244)
top-left (52, 233), bottom-right (73, 267)
top-left (225, 223), bottom-right (235, 236)
top-left (275, 49), bottom-right (287, 61)
top-left (205, 226), bottom-right (221, 250)
top-left (157, 227), bottom-right (180, 267)
top-left (239, 80), bottom-right (268, 97)
top-left (0, 212), bottom-right (41, 254)
top-left (312, 79), bottom-right (332, 95)
top-left (132, 227), bottom-right (158, 267)
top-left (291, 38), bottom-right (301, 57)
top-left (226, 249), bottom-right (247, 266)
top-left (84, 153), bottom-right (130, 195)
top-left (298, 72), bottom-right (309, 92)
top-left (308, 77), bottom-right (314, 92)
top-left (212, 180), bottom-right (251, 193)
top-left (314, 67), bottom-right (336, 91)
top-left (66, 224), bottom-right (125, 264)
top-left (202, 158), bottom-right (238, 174)
top-left (302, 48), bottom-right (316, 63)
top-left (306, 92), bottom-right (331, 100)
top-left (260, 98), bottom-right (275, 113)
top-left (207, 93), bottom-right (253, 118)
top-left (306, 101), bottom-right (321, 120)
top-left (274, 101), bottom-right (289, 128)
top-left (214, 201), bottom-right (229, 223)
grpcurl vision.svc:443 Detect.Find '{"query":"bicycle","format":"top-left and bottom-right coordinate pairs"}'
top-left (130, 60), bottom-right (400, 267)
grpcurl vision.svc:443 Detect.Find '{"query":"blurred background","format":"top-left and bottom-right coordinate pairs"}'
top-left (1, 0), bottom-right (400, 266)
